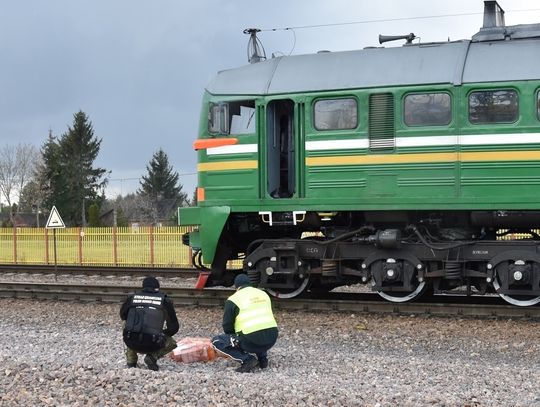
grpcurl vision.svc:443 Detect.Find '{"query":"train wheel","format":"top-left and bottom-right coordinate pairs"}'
top-left (490, 255), bottom-right (540, 307)
top-left (377, 281), bottom-right (427, 303)
top-left (266, 276), bottom-right (310, 299)
top-left (364, 251), bottom-right (427, 303)
top-left (492, 277), bottom-right (540, 307)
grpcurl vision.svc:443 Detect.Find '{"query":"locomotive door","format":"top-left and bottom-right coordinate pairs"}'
top-left (266, 99), bottom-right (296, 198)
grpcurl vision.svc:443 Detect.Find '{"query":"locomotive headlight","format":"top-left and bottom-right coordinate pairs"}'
top-left (386, 269), bottom-right (395, 278)
top-left (265, 266), bottom-right (274, 276)
top-left (513, 271), bottom-right (523, 281)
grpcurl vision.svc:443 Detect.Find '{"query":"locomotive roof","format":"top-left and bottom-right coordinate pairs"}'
top-left (206, 24), bottom-right (540, 96)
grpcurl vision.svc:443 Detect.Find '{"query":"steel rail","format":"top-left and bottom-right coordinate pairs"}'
top-left (0, 264), bottom-right (199, 278)
top-left (0, 282), bottom-right (538, 319)
top-left (0, 282), bottom-right (229, 305)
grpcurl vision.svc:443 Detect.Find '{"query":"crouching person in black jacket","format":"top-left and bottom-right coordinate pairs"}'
top-left (120, 276), bottom-right (179, 371)
top-left (212, 274), bottom-right (278, 373)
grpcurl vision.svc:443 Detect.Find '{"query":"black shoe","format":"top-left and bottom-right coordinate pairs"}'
top-left (126, 362), bottom-right (137, 368)
top-left (258, 357), bottom-right (268, 369)
top-left (144, 354), bottom-right (159, 371)
top-left (235, 357), bottom-right (258, 373)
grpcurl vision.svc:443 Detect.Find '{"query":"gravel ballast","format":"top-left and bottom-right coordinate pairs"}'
top-left (1, 296), bottom-right (539, 406)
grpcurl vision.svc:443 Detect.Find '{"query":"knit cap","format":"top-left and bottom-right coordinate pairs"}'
top-left (234, 274), bottom-right (251, 288)
top-left (142, 276), bottom-right (160, 291)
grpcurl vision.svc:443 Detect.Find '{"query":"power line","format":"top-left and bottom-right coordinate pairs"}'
top-left (261, 8), bottom-right (540, 32)
top-left (109, 172), bottom-right (197, 182)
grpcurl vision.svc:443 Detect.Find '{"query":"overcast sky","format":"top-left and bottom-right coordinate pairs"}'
top-left (1, 0), bottom-right (539, 200)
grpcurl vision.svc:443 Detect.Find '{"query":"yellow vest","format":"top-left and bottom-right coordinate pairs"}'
top-left (228, 287), bottom-right (278, 334)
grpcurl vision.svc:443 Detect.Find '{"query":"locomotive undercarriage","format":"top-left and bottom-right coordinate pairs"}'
top-left (205, 210), bottom-right (540, 306)
top-left (243, 233), bottom-right (540, 306)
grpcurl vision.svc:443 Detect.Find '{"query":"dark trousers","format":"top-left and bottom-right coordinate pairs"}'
top-left (212, 334), bottom-right (270, 364)
top-left (125, 335), bottom-right (177, 364)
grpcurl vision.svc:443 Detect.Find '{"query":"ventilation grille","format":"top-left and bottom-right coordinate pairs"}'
top-left (369, 93), bottom-right (395, 150)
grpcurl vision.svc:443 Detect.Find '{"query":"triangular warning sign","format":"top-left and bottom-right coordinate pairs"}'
top-left (45, 206), bottom-right (66, 229)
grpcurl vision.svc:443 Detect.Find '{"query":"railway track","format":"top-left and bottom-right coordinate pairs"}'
top-left (0, 264), bottom-right (199, 278)
top-left (0, 281), bottom-right (538, 319)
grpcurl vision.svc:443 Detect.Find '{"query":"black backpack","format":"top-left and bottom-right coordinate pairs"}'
top-left (123, 292), bottom-right (166, 353)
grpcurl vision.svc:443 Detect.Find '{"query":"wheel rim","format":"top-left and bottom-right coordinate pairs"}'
top-left (266, 276), bottom-right (310, 299)
top-left (492, 278), bottom-right (540, 307)
top-left (377, 281), bottom-right (427, 303)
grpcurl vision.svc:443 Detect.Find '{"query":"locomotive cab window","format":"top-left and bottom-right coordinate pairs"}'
top-left (469, 90), bottom-right (518, 124)
top-left (208, 100), bottom-right (256, 135)
top-left (404, 93), bottom-right (451, 126)
top-left (314, 98), bottom-right (357, 130)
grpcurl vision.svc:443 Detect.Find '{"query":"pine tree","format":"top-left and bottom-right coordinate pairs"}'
top-left (59, 111), bottom-right (108, 226)
top-left (190, 187), bottom-right (198, 206)
top-left (40, 132), bottom-right (64, 215)
top-left (115, 206), bottom-right (128, 227)
top-left (40, 112), bottom-right (108, 226)
top-left (138, 149), bottom-right (187, 223)
top-left (88, 203), bottom-right (101, 227)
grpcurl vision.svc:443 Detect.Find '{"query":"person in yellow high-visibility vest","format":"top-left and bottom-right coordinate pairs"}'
top-left (212, 274), bottom-right (278, 373)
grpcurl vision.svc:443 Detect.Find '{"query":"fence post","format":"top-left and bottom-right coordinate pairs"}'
top-left (12, 227), bottom-right (17, 264)
top-left (45, 228), bottom-right (49, 264)
top-left (78, 227), bottom-right (83, 265)
top-left (149, 226), bottom-right (154, 266)
top-left (113, 226), bottom-right (118, 266)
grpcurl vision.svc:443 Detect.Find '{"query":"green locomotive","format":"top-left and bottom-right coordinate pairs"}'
top-left (180, 1), bottom-right (540, 306)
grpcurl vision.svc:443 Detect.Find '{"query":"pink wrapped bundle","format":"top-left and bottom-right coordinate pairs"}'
top-left (170, 337), bottom-right (216, 363)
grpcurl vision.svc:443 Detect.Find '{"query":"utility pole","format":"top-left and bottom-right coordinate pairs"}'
top-left (82, 197), bottom-right (86, 226)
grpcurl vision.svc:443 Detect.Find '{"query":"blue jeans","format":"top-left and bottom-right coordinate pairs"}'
top-left (212, 334), bottom-right (269, 364)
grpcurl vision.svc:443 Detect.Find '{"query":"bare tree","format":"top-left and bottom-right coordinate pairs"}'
top-left (0, 145), bottom-right (17, 223)
top-left (15, 143), bottom-right (39, 214)
top-left (103, 193), bottom-right (172, 226)
top-left (120, 193), bottom-right (157, 225)
top-left (0, 143), bottom-right (40, 224)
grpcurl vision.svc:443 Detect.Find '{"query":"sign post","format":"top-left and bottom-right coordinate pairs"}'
top-left (45, 206), bottom-right (66, 274)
